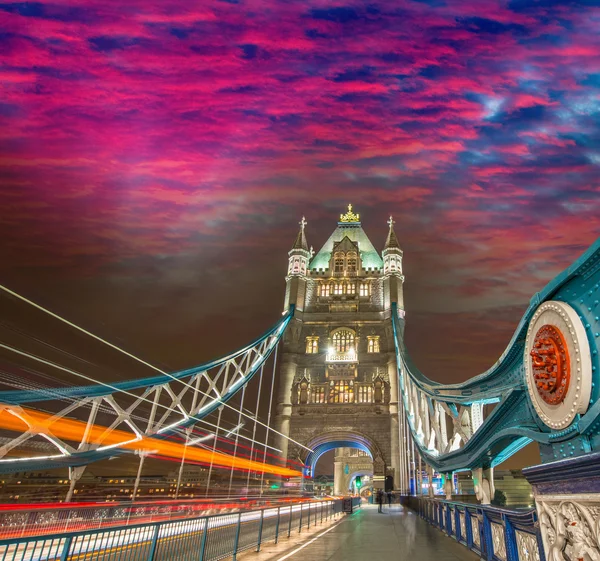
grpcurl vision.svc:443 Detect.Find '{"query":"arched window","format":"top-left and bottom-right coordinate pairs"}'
top-left (334, 252), bottom-right (345, 273)
top-left (346, 252), bottom-right (357, 272)
top-left (332, 329), bottom-right (355, 352)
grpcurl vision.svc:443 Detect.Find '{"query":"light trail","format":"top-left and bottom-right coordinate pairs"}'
top-left (0, 342), bottom-right (284, 454)
top-left (0, 406), bottom-right (303, 477)
top-left (0, 284), bottom-right (313, 453)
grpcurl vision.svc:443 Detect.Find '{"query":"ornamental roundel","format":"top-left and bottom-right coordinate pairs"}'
top-left (525, 301), bottom-right (592, 430)
top-left (530, 324), bottom-right (570, 405)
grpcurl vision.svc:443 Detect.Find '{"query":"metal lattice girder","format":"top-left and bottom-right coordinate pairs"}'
top-left (0, 309), bottom-right (293, 473)
top-left (393, 238), bottom-right (600, 472)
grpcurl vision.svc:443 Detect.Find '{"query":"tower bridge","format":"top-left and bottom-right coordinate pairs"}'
top-left (0, 205), bottom-right (599, 561)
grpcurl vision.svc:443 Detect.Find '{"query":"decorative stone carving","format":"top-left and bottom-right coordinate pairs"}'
top-left (530, 324), bottom-right (571, 405)
top-left (459, 512), bottom-right (466, 541)
top-left (524, 301), bottom-right (592, 430)
top-left (491, 522), bottom-right (507, 561)
top-left (537, 496), bottom-right (600, 561)
top-left (516, 530), bottom-right (541, 561)
top-left (471, 516), bottom-right (481, 547)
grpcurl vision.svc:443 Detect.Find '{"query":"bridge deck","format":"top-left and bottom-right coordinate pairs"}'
top-left (250, 503), bottom-right (479, 561)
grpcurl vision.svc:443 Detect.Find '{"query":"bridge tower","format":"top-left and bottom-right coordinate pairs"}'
top-left (276, 205), bottom-right (405, 491)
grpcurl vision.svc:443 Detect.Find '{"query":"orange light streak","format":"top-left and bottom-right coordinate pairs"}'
top-left (0, 407), bottom-right (303, 477)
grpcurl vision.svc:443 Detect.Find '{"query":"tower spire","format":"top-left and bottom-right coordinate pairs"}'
top-left (384, 216), bottom-right (401, 250)
top-left (291, 216), bottom-right (309, 251)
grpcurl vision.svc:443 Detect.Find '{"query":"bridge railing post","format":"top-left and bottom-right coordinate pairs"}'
top-left (481, 510), bottom-right (493, 561)
top-left (199, 517), bottom-right (209, 561)
top-left (256, 508), bottom-right (264, 552)
top-left (502, 513), bottom-right (519, 561)
top-left (298, 504), bottom-right (303, 533)
top-left (59, 535), bottom-right (73, 561)
top-left (146, 524), bottom-right (160, 561)
top-left (232, 512), bottom-right (242, 561)
top-left (288, 505), bottom-right (293, 537)
top-left (274, 507), bottom-right (281, 544)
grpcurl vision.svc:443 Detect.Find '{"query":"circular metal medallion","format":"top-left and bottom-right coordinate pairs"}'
top-left (525, 301), bottom-right (592, 430)
top-left (530, 324), bottom-right (570, 405)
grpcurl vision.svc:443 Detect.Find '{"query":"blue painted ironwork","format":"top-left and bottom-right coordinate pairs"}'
top-left (0, 499), bottom-right (360, 561)
top-left (0, 308), bottom-right (293, 473)
top-left (304, 439), bottom-right (372, 476)
top-left (409, 496), bottom-right (544, 561)
top-left (392, 238), bottom-right (600, 472)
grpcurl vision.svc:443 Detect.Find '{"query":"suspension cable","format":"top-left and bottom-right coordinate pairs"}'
top-left (0, 285), bottom-right (313, 452)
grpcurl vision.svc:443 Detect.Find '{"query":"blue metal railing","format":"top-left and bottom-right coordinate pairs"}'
top-left (407, 496), bottom-right (544, 561)
top-left (0, 498), bottom-right (361, 561)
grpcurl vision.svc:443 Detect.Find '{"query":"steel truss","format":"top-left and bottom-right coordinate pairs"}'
top-left (393, 238), bottom-right (600, 479)
top-left (0, 309), bottom-right (293, 473)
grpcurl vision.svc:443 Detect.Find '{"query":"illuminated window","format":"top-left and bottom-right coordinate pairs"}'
top-left (320, 284), bottom-right (330, 297)
top-left (333, 283), bottom-right (343, 295)
top-left (328, 380), bottom-right (354, 403)
top-left (334, 252), bottom-right (344, 273)
top-left (310, 386), bottom-right (326, 404)
top-left (332, 329), bottom-right (355, 352)
top-left (347, 252), bottom-right (357, 272)
top-left (357, 385), bottom-right (373, 403)
top-left (346, 283), bottom-right (356, 295)
top-left (306, 336), bottom-right (319, 354)
top-left (359, 283), bottom-right (369, 297)
top-left (368, 336), bottom-right (380, 353)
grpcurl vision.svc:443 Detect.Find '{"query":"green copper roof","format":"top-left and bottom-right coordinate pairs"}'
top-left (309, 222), bottom-right (384, 271)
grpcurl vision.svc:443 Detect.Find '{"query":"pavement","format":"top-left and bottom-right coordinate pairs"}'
top-left (244, 502), bottom-right (480, 561)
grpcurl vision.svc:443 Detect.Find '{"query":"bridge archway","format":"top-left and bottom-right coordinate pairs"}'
top-left (302, 430), bottom-right (383, 477)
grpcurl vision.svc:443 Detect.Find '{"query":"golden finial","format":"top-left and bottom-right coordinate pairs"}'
top-left (340, 203), bottom-right (360, 223)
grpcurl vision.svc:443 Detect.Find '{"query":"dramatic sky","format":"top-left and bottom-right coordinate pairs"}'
top-left (0, 0), bottom-right (599, 473)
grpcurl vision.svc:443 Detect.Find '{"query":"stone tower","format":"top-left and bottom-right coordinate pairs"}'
top-left (276, 205), bottom-right (405, 490)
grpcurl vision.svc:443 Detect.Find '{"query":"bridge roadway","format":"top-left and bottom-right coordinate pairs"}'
top-left (249, 503), bottom-right (479, 561)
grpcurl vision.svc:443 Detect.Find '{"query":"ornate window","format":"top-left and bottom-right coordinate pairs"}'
top-left (346, 283), bottom-right (356, 295)
top-left (334, 252), bottom-right (344, 273)
top-left (333, 283), bottom-right (344, 295)
top-left (359, 283), bottom-right (370, 297)
top-left (305, 336), bottom-right (319, 354)
top-left (357, 385), bottom-right (373, 403)
top-left (332, 329), bottom-right (355, 352)
top-left (310, 386), bottom-right (326, 404)
top-left (320, 283), bottom-right (330, 297)
top-left (347, 252), bottom-right (357, 272)
top-left (367, 336), bottom-right (380, 353)
top-left (328, 380), bottom-right (354, 403)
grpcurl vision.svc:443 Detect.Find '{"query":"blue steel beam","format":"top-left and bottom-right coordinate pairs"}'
top-left (0, 308), bottom-right (293, 473)
top-left (393, 238), bottom-right (600, 471)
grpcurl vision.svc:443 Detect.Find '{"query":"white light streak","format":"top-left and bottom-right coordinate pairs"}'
top-left (0, 343), bottom-right (283, 459)
top-left (0, 284), bottom-right (313, 453)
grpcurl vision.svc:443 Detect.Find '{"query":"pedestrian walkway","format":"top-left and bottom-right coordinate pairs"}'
top-left (247, 503), bottom-right (479, 561)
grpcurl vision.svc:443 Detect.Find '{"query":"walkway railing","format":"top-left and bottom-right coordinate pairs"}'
top-left (0, 498), bottom-right (359, 561)
top-left (407, 496), bottom-right (544, 561)
top-left (0, 497), bottom-right (311, 539)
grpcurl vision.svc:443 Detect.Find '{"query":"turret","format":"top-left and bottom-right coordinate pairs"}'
top-left (382, 217), bottom-right (405, 313)
top-left (283, 217), bottom-right (311, 313)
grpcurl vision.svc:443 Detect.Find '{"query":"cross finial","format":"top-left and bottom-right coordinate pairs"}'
top-left (310, 245), bottom-right (315, 257)
top-left (387, 216), bottom-right (395, 228)
top-left (299, 216), bottom-right (307, 231)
